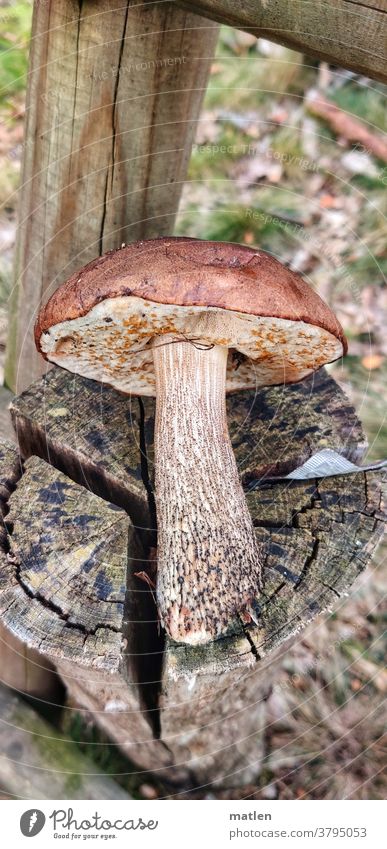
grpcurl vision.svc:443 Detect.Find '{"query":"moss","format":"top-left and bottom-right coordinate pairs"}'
top-left (61, 710), bottom-right (164, 799)
top-left (13, 705), bottom-right (95, 778)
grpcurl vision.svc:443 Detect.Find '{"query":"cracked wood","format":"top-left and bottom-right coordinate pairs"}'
top-left (1, 455), bottom-right (130, 669)
top-left (0, 450), bottom-right (183, 779)
top-left (10, 365), bottom-right (365, 531)
top-left (3, 367), bottom-right (386, 785)
top-left (0, 439), bottom-right (59, 698)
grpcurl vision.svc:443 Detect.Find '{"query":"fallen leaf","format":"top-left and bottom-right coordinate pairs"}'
top-left (361, 354), bottom-right (384, 371)
top-left (319, 194), bottom-right (340, 209)
top-left (269, 108), bottom-right (289, 125)
top-left (139, 783), bottom-right (159, 799)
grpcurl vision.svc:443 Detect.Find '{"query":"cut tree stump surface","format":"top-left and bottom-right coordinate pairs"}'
top-left (2, 0), bottom-right (218, 700)
top-left (11, 365), bottom-right (366, 534)
top-left (2, 455), bottom-right (130, 670)
top-left (0, 440), bottom-right (59, 698)
top-left (1, 368), bottom-right (385, 787)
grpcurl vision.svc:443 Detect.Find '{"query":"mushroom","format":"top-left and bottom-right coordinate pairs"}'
top-left (35, 237), bottom-right (347, 644)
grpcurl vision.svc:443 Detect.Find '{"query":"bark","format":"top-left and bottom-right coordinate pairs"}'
top-left (152, 338), bottom-right (262, 644)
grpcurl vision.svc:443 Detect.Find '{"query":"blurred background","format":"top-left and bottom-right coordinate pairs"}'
top-left (0, 1), bottom-right (386, 800)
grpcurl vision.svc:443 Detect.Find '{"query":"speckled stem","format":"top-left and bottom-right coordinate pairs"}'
top-left (152, 335), bottom-right (262, 644)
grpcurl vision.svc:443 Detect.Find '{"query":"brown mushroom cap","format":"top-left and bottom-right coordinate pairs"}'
top-left (35, 237), bottom-right (347, 395)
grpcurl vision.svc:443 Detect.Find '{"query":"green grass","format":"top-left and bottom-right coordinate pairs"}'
top-left (0, 2), bottom-right (32, 215)
top-left (0, 2), bottom-right (32, 109)
top-left (205, 28), bottom-right (314, 111)
top-left (177, 198), bottom-right (309, 258)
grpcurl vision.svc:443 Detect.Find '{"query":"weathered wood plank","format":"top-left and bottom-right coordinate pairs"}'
top-left (174, 0), bottom-right (387, 83)
top-left (5, 1), bottom-right (219, 392)
top-left (0, 440), bottom-right (21, 533)
top-left (3, 371), bottom-right (386, 786)
top-left (0, 684), bottom-right (130, 799)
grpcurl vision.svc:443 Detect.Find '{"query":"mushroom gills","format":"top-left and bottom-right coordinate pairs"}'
top-left (152, 332), bottom-right (263, 644)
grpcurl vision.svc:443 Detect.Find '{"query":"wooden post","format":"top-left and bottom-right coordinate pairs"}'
top-left (5, 0), bottom-right (219, 393)
top-left (174, 0), bottom-right (387, 83)
top-left (1, 369), bottom-right (384, 787)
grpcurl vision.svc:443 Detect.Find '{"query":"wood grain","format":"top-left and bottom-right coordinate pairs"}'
top-left (5, 1), bottom-right (219, 392)
top-left (2, 369), bottom-right (385, 785)
top-left (174, 0), bottom-right (387, 82)
top-left (11, 368), bottom-right (152, 535)
top-left (0, 453), bottom-right (188, 780)
top-left (1, 456), bottom-right (130, 669)
top-left (0, 440), bottom-right (59, 698)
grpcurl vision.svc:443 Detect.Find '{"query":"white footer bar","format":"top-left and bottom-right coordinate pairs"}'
top-left (2, 799), bottom-right (386, 848)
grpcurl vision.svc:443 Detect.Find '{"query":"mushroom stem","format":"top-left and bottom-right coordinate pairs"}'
top-left (152, 334), bottom-right (262, 644)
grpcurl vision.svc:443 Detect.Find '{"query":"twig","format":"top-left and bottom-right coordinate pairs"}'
top-left (306, 90), bottom-right (387, 163)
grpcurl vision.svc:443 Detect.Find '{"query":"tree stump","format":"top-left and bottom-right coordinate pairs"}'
top-left (0, 368), bottom-right (385, 789)
top-left (0, 440), bottom-right (60, 699)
